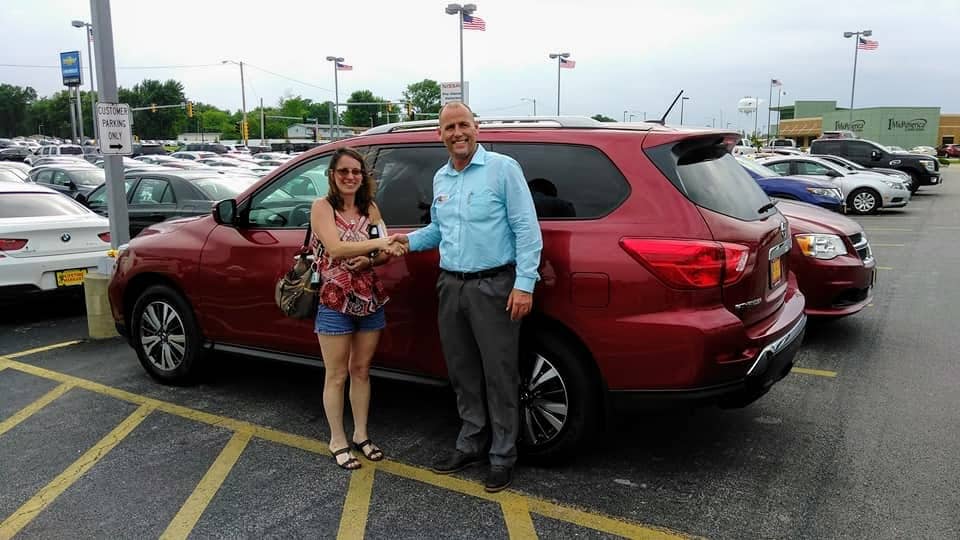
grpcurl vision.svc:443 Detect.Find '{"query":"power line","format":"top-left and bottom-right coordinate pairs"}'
top-left (0, 62), bottom-right (222, 70)
top-left (241, 62), bottom-right (333, 94)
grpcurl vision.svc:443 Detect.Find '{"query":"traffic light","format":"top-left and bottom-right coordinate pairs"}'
top-left (151, 103), bottom-right (157, 113)
top-left (186, 101), bottom-right (193, 118)
top-left (387, 103), bottom-right (393, 113)
top-left (406, 102), bottom-right (413, 120)
top-left (241, 121), bottom-right (249, 140)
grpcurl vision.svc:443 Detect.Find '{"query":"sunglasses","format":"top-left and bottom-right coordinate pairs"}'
top-left (333, 168), bottom-right (364, 177)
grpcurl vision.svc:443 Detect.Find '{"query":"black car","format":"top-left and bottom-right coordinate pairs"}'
top-left (28, 166), bottom-right (105, 199)
top-left (810, 138), bottom-right (941, 192)
top-left (184, 142), bottom-right (228, 154)
top-left (0, 146), bottom-right (32, 161)
top-left (131, 143), bottom-right (167, 157)
top-left (82, 170), bottom-right (259, 237)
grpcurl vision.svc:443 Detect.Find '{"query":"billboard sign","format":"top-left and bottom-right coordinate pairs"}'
top-left (441, 81), bottom-right (469, 105)
top-left (60, 51), bottom-right (82, 86)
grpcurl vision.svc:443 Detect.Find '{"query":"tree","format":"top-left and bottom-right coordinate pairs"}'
top-left (402, 79), bottom-right (441, 120)
top-left (591, 114), bottom-right (617, 122)
top-left (341, 90), bottom-right (388, 128)
top-left (0, 84), bottom-right (38, 137)
top-left (119, 79), bottom-right (188, 139)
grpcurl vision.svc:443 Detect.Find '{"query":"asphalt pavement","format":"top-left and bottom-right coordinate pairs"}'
top-left (1, 169), bottom-right (959, 539)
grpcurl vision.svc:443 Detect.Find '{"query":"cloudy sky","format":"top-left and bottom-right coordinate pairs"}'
top-left (2, 0), bottom-right (957, 132)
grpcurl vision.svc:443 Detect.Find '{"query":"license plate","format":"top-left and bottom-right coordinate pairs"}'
top-left (769, 257), bottom-right (783, 287)
top-left (56, 269), bottom-right (87, 287)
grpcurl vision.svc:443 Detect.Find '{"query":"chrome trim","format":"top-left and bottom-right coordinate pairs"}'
top-left (747, 314), bottom-right (807, 376)
top-left (768, 239), bottom-right (791, 261)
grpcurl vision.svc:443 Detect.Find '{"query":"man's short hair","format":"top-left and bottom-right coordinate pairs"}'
top-left (439, 101), bottom-right (476, 119)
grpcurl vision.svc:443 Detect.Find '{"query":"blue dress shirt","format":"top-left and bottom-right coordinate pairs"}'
top-left (407, 144), bottom-right (543, 292)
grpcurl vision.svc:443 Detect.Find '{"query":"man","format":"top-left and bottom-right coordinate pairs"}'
top-left (391, 102), bottom-right (542, 493)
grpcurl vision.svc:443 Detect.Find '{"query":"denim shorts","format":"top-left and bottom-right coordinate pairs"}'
top-left (314, 304), bottom-right (386, 335)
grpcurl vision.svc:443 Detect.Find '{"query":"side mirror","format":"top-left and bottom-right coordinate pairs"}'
top-left (67, 181), bottom-right (77, 190)
top-left (212, 199), bottom-right (237, 225)
top-left (826, 169), bottom-right (842, 178)
top-left (75, 193), bottom-right (88, 206)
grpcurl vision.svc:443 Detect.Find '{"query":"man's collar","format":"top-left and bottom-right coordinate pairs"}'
top-left (443, 144), bottom-right (487, 175)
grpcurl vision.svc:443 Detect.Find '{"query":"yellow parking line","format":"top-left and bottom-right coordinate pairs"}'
top-left (528, 499), bottom-right (690, 539)
top-left (160, 431), bottom-right (252, 540)
top-left (501, 495), bottom-right (538, 539)
top-left (0, 404), bottom-right (153, 539)
top-left (4, 340), bottom-right (84, 359)
top-left (0, 382), bottom-right (74, 437)
top-left (793, 367), bottom-right (837, 378)
top-left (0, 352), bottom-right (691, 539)
top-left (337, 466), bottom-right (376, 540)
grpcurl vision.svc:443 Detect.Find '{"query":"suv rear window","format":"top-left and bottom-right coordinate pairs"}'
top-left (648, 138), bottom-right (773, 221)
top-left (59, 146), bottom-right (83, 155)
top-left (493, 143), bottom-right (629, 219)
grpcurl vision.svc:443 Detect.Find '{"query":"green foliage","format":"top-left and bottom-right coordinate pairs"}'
top-left (0, 84), bottom-right (38, 137)
top-left (341, 90), bottom-right (388, 128)
top-left (402, 79), bottom-right (441, 121)
top-left (120, 79), bottom-right (187, 139)
top-left (591, 114), bottom-right (617, 122)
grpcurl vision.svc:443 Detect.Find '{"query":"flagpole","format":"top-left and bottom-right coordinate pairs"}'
top-left (459, 12), bottom-right (464, 101)
top-left (849, 36), bottom-right (860, 124)
top-left (556, 56), bottom-right (561, 115)
top-left (766, 81), bottom-right (773, 141)
top-left (776, 89), bottom-right (783, 137)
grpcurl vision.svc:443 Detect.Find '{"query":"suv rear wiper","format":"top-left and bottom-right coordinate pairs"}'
top-left (758, 201), bottom-right (777, 213)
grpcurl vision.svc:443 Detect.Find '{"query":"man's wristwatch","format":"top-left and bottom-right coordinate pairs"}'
top-left (368, 255), bottom-right (376, 267)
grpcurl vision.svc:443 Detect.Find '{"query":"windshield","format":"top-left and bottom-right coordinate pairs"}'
top-left (0, 169), bottom-right (25, 182)
top-left (737, 158), bottom-right (779, 178)
top-left (191, 175), bottom-right (258, 200)
top-left (70, 170), bottom-right (106, 186)
top-left (0, 193), bottom-right (90, 217)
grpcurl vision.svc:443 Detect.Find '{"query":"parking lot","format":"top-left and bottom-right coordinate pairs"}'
top-left (1, 168), bottom-right (958, 539)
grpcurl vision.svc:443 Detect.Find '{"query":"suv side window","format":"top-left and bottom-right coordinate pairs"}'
top-left (845, 141), bottom-right (873, 160)
top-left (247, 154), bottom-right (333, 228)
top-left (494, 143), bottom-right (629, 219)
top-left (373, 146), bottom-right (450, 226)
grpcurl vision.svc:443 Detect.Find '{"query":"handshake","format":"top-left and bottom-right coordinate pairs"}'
top-left (378, 234), bottom-right (410, 258)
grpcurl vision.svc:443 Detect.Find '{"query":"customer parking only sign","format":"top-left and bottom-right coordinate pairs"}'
top-left (96, 102), bottom-right (133, 155)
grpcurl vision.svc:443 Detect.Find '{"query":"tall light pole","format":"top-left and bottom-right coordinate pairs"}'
top-left (72, 20), bottom-right (97, 142)
top-left (521, 98), bottom-right (537, 116)
top-left (680, 96), bottom-right (690, 125)
top-left (548, 52), bottom-right (570, 115)
top-left (222, 60), bottom-right (248, 146)
top-left (843, 29), bottom-right (872, 124)
top-left (623, 110), bottom-right (628, 122)
top-left (326, 56), bottom-right (344, 139)
top-left (446, 3), bottom-right (476, 104)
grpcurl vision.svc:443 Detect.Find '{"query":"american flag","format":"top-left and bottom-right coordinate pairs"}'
top-left (336, 62), bottom-right (353, 71)
top-left (771, 79), bottom-right (782, 86)
top-left (560, 57), bottom-right (576, 69)
top-left (462, 13), bottom-right (486, 31)
top-left (858, 37), bottom-right (878, 50)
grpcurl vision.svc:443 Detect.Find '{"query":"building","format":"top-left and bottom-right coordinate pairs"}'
top-left (772, 100), bottom-right (956, 148)
top-left (286, 124), bottom-right (364, 140)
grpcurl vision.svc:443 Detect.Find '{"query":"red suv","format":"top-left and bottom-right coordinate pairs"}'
top-left (108, 118), bottom-right (806, 460)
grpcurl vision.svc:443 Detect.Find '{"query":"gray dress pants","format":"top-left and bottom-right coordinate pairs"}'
top-left (436, 268), bottom-right (521, 467)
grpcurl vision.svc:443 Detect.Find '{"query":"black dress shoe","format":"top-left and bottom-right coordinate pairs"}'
top-left (484, 465), bottom-right (513, 493)
top-left (431, 450), bottom-right (483, 475)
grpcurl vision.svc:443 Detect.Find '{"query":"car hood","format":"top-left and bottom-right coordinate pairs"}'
top-left (759, 175), bottom-right (836, 189)
top-left (892, 152), bottom-right (935, 160)
top-left (777, 199), bottom-right (862, 236)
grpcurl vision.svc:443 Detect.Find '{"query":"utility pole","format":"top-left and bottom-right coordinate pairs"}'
top-left (260, 97), bottom-right (265, 145)
top-left (69, 93), bottom-right (79, 143)
top-left (844, 29), bottom-right (872, 124)
top-left (89, 0), bottom-right (129, 247)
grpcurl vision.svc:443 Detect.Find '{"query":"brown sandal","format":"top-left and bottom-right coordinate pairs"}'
top-left (352, 439), bottom-right (384, 461)
top-left (332, 446), bottom-right (361, 470)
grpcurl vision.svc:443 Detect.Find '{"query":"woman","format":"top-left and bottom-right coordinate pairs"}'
top-left (310, 147), bottom-right (399, 470)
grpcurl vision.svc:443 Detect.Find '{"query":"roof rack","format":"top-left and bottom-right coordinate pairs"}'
top-left (362, 116), bottom-right (604, 135)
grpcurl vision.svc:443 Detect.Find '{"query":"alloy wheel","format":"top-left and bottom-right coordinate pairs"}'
top-left (520, 353), bottom-right (569, 446)
top-left (853, 191), bottom-right (877, 213)
top-left (139, 300), bottom-right (186, 372)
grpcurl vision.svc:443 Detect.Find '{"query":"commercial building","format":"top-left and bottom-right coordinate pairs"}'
top-left (773, 100), bottom-right (958, 148)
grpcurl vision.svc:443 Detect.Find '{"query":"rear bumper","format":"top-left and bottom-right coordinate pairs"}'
top-left (0, 251), bottom-right (104, 294)
top-left (609, 313), bottom-right (806, 410)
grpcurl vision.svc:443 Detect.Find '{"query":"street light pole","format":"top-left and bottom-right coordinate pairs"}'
top-left (72, 21), bottom-right (97, 141)
top-left (844, 29), bottom-right (872, 124)
top-left (680, 96), bottom-right (690, 125)
top-left (222, 60), bottom-right (248, 146)
top-left (325, 56), bottom-right (344, 139)
top-left (522, 98), bottom-right (536, 116)
top-left (548, 52), bottom-right (570, 115)
top-left (445, 3), bottom-right (476, 104)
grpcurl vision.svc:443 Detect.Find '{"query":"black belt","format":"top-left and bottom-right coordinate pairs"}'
top-left (443, 264), bottom-right (513, 280)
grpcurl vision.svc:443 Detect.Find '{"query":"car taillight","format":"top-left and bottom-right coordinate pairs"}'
top-left (98, 232), bottom-right (111, 243)
top-left (620, 238), bottom-right (750, 289)
top-left (0, 238), bottom-right (28, 257)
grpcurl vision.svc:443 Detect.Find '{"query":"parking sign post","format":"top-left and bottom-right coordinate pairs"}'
top-left (89, 0), bottom-right (129, 248)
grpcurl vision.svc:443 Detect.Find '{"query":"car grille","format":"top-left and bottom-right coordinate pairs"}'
top-left (849, 233), bottom-right (873, 262)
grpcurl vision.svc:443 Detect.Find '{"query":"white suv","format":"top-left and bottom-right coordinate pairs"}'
top-left (25, 144), bottom-right (85, 165)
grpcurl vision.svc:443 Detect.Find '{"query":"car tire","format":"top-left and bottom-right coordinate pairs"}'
top-left (517, 328), bottom-right (602, 463)
top-left (130, 284), bottom-right (205, 385)
top-left (907, 172), bottom-right (921, 194)
top-left (848, 188), bottom-right (880, 215)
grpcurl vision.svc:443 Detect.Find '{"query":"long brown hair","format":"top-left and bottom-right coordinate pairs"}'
top-left (326, 147), bottom-right (376, 216)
